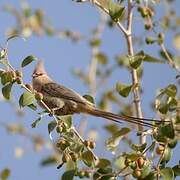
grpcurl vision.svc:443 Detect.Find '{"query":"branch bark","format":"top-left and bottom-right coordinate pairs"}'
top-left (126, 0), bottom-right (145, 144)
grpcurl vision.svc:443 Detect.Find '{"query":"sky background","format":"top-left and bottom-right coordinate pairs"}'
top-left (0, 0), bottom-right (179, 180)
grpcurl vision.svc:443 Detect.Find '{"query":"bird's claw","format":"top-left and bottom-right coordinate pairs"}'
top-left (49, 107), bottom-right (60, 116)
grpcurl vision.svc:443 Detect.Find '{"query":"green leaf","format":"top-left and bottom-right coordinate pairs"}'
top-left (173, 33), bottom-right (180, 50)
top-left (97, 167), bottom-right (113, 174)
top-left (48, 120), bottom-right (57, 135)
top-left (165, 84), bottom-right (177, 97)
top-left (93, 168), bottom-right (113, 180)
top-left (153, 128), bottom-right (168, 143)
top-left (115, 127), bottom-right (131, 136)
top-left (168, 139), bottom-right (177, 149)
top-left (27, 103), bottom-right (37, 111)
top-left (134, 51), bottom-right (165, 64)
top-left (173, 165), bottom-right (180, 176)
top-left (114, 156), bottom-right (126, 169)
top-left (158, 103), bottom-right (169, 114)
top-left (1, 168), bottom-right (10, 180)
top-left (96, 158), bottom-right (111, 168)
top-left (168, 97), bottom-right (177, 111)
top-left (106, 128), bottom-right (130, 152)
top-left (89, 39), bottom-right (101, 47)
top-left (66, 160), bottom-right (76, 171)
top-left (83, 94), bottom-right (95, 104)
top-left (116, 55), bottom-right (129, 67)
top-left (41, 156), bottom-right (57, 166)
top-left (160, 168), bottom-right (174, 180)
top-left (131, 143), bottom-right (147, 152)
top-left (159, 124), bottom-right (175, 139)
top-left (22, 4), bottom-right (31, 17)
top-left (6, 34), bottom-right (23, 42)
top-left (95, 52), bottom-right (108, 65)
top-left (1, 72), bottom-right (13, 85)
top-left (160, 124), bottom-right (175, 139)
top-left (0, 69), bottom-right (5, 76)
top-left (154, 124), bottom-right (175, 143)
top-left (175, 115), bottom-right (180, 124)
top-left (108, 0), bottom-right (125, 22)
top-left (157, 84), bottom-right (177, 98)
top-left (104, 124), bottom-right (120, 135)
top-left (136, 51), bottom-right (165, 64)
top-left (176, 75), bottom-right (180, 79)
top-left (140, 160), bottom-right (151, 178)
top-left (59, 115), bottom-right (72, 129)
top-left (19, 91), bottom-right (35, 107)
top-left (142, 172), bottom-right (156, 180)
top-left (61, 170), bottom-right (75, 180)
top-left (116, 82), bottom-right (132, 97)
top-left (31, 117), bottom-right (42, 128)
top-left (144, 54), bottom-right (164, 63)
top-left (129, 55), bottom-right (142, 69)
top-left (156, 85), bottom-right (178, 114)
top-left (2, 82), bottom-right (13, 100)
top-left (123, 153), bottom-right (139, 161)
top-left (82, 150), bottom-right (95, 167)
top-left (21, 55), bottom-right (37, 67)
top-left (161, 148), bottom-right (172, 163)
top-left (0, 49), bottom-right (6, 59)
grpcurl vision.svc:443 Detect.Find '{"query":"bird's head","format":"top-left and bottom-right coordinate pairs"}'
top-left (32, 60), bottom-right (47, 79)
top-left (32, 61), bottom-right (53, 91)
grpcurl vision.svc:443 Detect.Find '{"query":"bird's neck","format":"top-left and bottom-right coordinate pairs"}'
top-left (32, 74), bottom-right (53, 92)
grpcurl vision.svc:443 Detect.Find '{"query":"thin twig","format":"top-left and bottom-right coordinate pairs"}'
top-left (21, 84), bottom-right (53, 115)
top-left (142, 141), bottom-right (156, 155)
top-left (160, 43), bottom-right (174, 67)
top-left (71, 126), bottom-right (98, 160)
top-left (88, 0), bottom-right (127, 35)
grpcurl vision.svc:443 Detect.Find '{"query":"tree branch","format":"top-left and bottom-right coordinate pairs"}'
top-left (79, 0), bottom-right (127, 35)
top-left (126, 0), bottom-right (145, 144)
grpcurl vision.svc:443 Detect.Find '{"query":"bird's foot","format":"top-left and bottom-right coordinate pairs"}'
top-left (49, 107), bottom-right (60, 117)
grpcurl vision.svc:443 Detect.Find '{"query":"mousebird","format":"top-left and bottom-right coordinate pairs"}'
top-left (32, 61), bottom-right (161, 128)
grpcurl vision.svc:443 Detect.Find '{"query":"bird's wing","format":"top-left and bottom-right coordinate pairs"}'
top-left (42, 82), bottom-right (89, 105)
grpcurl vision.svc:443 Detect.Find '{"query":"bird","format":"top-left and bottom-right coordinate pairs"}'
top-left (32, 61), bottom-right (160, 128)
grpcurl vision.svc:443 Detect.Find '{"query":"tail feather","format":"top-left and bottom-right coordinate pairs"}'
top-left (85, 108), bottom-right (158, 128)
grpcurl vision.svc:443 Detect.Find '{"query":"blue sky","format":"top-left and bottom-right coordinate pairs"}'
top-left (0, 0), bottom-right (179, 180)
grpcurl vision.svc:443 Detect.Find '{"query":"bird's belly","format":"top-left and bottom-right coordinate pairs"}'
top-left (42, 95), bottom-right (78, 116)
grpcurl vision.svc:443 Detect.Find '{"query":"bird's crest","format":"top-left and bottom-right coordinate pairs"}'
top-left (33, 60), bottom-right (47, 76)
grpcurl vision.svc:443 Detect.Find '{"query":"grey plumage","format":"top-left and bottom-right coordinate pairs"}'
top-left (32, 61), bottom-right (160, 128)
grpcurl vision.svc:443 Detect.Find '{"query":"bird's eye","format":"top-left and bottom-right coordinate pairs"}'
top-left (32, 73), bottom-right (44, 78)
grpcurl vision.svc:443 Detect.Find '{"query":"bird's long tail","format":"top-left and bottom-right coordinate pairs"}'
top-left (85, 108), bottom-right (161, 128)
